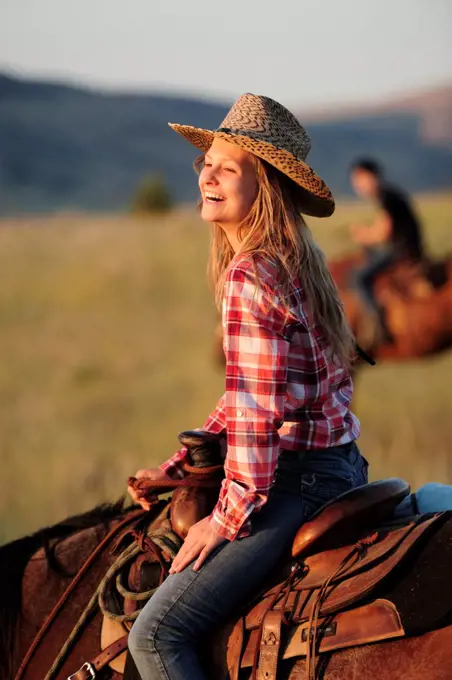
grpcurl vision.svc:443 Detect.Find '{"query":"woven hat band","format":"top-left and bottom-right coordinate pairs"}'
top-left (216, 93), bottom-right (312, 161)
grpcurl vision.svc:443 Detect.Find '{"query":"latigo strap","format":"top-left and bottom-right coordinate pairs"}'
top-left (68, 635), bottom-right (128, 679)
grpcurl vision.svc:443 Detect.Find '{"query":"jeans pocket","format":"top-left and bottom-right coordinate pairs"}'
top-left (354, 452), bottom-right (369, 486)
top-left (344, 443), bottom-right (369, 486)
top-left (300, 472), bottom-right (354, 520)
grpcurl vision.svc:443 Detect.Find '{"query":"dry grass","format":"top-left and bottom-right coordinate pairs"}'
top-left (1, 194), bottom-right (451, 543)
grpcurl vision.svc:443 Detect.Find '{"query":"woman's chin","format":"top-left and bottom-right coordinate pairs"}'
top-left (200, 204), bottom-right (225, 223)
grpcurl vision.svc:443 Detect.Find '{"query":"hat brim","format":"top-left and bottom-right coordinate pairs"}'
top-left (169, 123), bottom-right (335, 218)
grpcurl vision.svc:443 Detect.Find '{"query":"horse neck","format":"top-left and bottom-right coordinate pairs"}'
top-left (0, 507), bottom-right (127, 680)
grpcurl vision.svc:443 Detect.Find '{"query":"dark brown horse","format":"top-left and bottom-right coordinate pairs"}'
top-left (329, 254), bottom-right (452, 361)
top-left (3, 498), bottom-right (452, 680)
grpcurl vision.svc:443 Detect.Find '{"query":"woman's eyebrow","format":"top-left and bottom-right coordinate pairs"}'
top-left (205, 153), bottom-right (239, 165)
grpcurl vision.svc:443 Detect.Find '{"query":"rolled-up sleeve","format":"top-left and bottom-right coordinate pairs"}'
top-left (159, 447), bottom-right (190, 479)
top-left (209, 260), bottom-right (289, 540)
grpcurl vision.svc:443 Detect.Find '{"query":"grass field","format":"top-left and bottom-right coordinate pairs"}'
top-left (1, 193), bottom-right (451, 543)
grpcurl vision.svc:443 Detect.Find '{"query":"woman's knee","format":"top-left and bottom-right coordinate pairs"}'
top-left (129, 602), bottom-right (193, 655)
top-left (128, 598), bottom-right (169, 654)
top-left (128, 615), bottom-right (151, 655)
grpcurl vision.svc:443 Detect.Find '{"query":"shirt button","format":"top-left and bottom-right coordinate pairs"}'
top-left (237, 410), bottom-right (244, 417)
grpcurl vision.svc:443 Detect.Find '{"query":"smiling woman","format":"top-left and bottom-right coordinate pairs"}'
top-left (199, 140), bottom-right (258, 252)
top-left (127, 93), bottom-right (365, 680)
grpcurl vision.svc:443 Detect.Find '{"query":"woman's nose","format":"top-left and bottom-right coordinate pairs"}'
top-left (203, 167), bottom-right (219, 185)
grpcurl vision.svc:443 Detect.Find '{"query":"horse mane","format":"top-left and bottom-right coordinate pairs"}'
top-left (0, 497), bottom-right (129, 680)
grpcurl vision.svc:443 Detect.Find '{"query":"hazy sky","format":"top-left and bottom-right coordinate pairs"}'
top-left (1, 0), bottom-right (451, 108)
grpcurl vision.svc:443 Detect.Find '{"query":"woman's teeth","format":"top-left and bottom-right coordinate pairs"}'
top-left (205, 192), bottom-right (225, 202)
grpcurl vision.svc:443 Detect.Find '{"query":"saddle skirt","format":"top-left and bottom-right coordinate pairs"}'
top-left (235, 514), bottom-right (440, 675)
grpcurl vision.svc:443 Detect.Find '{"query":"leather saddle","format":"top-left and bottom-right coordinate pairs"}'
top-left (232, 513), bottom-right (441, 679)
top-left (292, 477), bottom-right (409, 558)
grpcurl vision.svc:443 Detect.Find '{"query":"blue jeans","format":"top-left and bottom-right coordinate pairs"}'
top-left (353, 247), bottom-right (399, 316)
top-left (394, 482), bottom-right (452, 518)
top-left (128, 443), bottom-right (368, 680)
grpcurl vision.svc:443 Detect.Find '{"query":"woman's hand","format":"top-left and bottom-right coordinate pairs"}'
top-left (169, 516), bottom-right (226, 574)
top-left (127, 468), bottom-right (170, 511)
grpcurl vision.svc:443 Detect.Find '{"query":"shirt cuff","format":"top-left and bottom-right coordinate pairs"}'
top-left (209, 502), bottom-right (252, 541)
top-left (159, 447), bottom-right (189, 479)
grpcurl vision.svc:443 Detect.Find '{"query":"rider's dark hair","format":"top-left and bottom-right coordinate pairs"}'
top-left (350, 158), bottom-right (383, 177)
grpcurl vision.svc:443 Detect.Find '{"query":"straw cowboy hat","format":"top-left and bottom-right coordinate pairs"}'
top-left (169, 93), bottom-right (334, 218)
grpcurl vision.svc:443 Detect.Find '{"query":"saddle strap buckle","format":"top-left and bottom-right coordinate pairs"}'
top-left (68, 661), bottom-right (96, 680)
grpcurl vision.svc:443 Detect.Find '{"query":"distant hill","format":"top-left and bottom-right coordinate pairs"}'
top-left (302, 84), bottom-right (452, 145)
top-left (0, 73), bottom-right (451, 215)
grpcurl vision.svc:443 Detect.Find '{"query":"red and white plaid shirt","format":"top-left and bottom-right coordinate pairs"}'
top-left (161, 255), bottom-right (360, 540)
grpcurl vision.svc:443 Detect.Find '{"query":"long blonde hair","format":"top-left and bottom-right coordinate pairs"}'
top-left (195, 154), bottom-right (355, 367)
